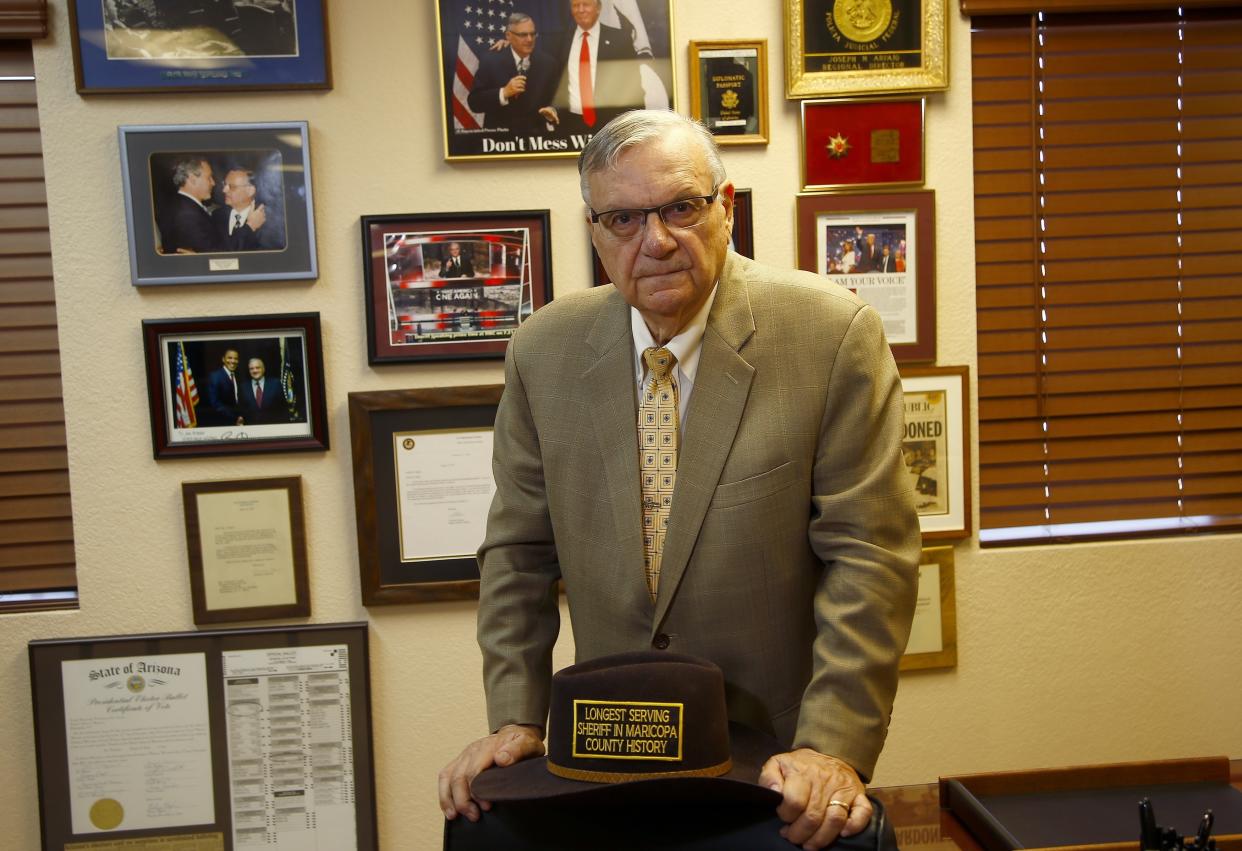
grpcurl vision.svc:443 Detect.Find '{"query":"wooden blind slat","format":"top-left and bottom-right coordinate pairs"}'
top-left (0, 566), bottom-right (76, 595)
top-left (0, 493), bottom-right (69, 521)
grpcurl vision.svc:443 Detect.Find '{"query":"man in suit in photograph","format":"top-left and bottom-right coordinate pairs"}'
top-left (856, 232), bottom-right (881, 272)
top-left (541, 0), bottom-right (646, 135)
top-left (439, 110), bottom-right (919, 851)
top-left (204, 348), bottom-right (243, 427)
top-left (212, 168), bottom-right (281, 251)
top-left (439, 242), bottom-right (475, 278)
top-left (158, 156), bottom-right (222, 254)
top-left (467, 12), bottom-right (558, 135)
top-left (239, 357), bottom-right (284, 425)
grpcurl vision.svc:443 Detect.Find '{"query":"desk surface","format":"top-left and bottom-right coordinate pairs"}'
top-left (871, 759), bottom-right (1242, 851)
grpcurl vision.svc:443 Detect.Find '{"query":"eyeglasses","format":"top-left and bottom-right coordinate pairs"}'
top-left (589, 188), bottom-right (719, 240)
top-left (508, 30), bottom-right (537, 38)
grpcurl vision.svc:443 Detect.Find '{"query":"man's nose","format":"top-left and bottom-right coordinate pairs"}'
top-left (639, 213), bottom-right (677, 254)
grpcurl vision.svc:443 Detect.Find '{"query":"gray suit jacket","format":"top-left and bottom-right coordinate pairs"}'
top-left (477, 252), bottom-right (919, 779)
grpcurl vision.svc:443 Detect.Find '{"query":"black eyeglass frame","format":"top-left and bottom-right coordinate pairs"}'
top-left (588, 186), bottom-right (721, 230)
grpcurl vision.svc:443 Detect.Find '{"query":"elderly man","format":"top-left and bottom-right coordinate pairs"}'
top-left (212, 167), bottom-right (275, 251)
top-left (439, 110), bottom-right (919, 850)
top-left (468, 12), bottom-right (557, 135)
top-left (238, 357), bottom-right (283, 425)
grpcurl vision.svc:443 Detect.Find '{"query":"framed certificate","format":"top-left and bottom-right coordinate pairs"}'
top-left (796, 190), bottom-right (936, 362)
top-left (784, 0), bottom-right (948, 97)
top-left (689, 39), bottom-right (770, 145)
top-left (900, 545), bottom-right (957, 671)
top-left (28, 622), bottom-right (377, 850)
top-left (900, 365), bottom-right (972, 540)
top-left (182, 476), bottom-right (310, 625)
top-left (347, 385), bottom-right (503, 605)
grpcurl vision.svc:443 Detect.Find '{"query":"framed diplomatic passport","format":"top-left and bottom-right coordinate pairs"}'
top-left (689, 39), bottom-right (769, 145)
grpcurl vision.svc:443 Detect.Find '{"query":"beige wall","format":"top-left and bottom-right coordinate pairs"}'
top-left (3, 2), bottom-right (1238, 849)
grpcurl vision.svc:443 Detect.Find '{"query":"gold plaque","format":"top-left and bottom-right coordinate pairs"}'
top-left (871, 129), bottom-right (901, 163)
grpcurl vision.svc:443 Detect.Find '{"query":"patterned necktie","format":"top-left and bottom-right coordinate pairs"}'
top-left (233, 211), bottom-right (244, 233)
top-left (639, 347), bottom-right (677, 602)
top-left (579, 32), bottom-right (596, 127)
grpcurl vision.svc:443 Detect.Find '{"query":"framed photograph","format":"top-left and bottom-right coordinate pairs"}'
top-left (796, 190), bottom-right (935, 362)
top-left (900, 365), bottom-right (971, 540)
top-left (183, 476), bottom-right (310, 625)
top-left (362, 210), bottom-right (552, 364)
top-left (801, 97), bottom-right (924, 191)
top-left (689, 39), bottom-right (769, 145)
top-left (435, 0), bottom-right (676, 161)
top-left (900, 545), bottom-right (957, 671)
top-left (594, 187), bottom-right (754, 286)
top-left (141, 313), bottom-right (329, 459)
top-left (68, 0), bottom-right (331, 94)
top-left (29, 622), bottom-right (376, 850)
top-left (784, 0), bottom-right (948, 97)
top-left (119, 122), bottom-right (317, 286)
top-left (348, 385), bottom-right (503, 605)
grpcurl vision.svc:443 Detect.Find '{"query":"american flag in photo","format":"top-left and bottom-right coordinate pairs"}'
top-left (173, 342), bottom-right (198, 429)
top-left (450, 0), bottom-right (519, 130)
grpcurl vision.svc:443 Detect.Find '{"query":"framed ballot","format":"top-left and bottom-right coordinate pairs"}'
top-left (28, 622), bottom-right (377, 850)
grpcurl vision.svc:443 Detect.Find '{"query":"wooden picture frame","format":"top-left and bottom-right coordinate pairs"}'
top-left (119, 122), bottom-right (317, 286)
top-left (900, 545), bottom-right (957, 671)
top-left (801, 97), bottom-right (925, 191)
top-left (796, 190), bottom-right (936, 362)
top-left (348, 385), bottom-right (504, 605)
top-left (689, 39), bottom-right (769, 145)
top-left (901, 365), bottom-right (972, 540)
top-left (435, 0), bottom-right (676, 161)
top-left (593, 188), bottom-right (754, 286)
top-left (141, 313), bottom-right (330, 459)
top-left (362, 210), bottom-right (552, 364)
top-left (182, 476), bottom-right (310, 625)
top-left (784, 0), bottom-right (948, 97)
top-left (28, 622), bottom-right (377, 850)
top-left (68, 0), bottom-right (331, 94)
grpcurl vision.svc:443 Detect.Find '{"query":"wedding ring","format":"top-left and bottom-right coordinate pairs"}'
top-left (828, 799), bottom-right (852, 811)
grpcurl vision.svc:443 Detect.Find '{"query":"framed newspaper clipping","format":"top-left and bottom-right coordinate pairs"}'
top-left (28, 622), bottom-right (377, 850)
top-left (900, 365), bottom-right (971, 540)
top-left (796, 190), bottom-right (936, 362)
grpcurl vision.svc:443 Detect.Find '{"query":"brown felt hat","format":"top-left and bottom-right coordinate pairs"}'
top-left (470, 651), bottom-right (783, 805)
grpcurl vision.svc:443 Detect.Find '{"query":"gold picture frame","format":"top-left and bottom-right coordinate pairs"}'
top-left (784, 0), bottom-right (948, 98)
top-left (900, 545), bottom-right (957, 671)
top-left (688, 39), bottom-right (770, 145)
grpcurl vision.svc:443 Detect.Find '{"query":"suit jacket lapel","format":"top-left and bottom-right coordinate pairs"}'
top-left (653, 254), bottom-right (756, 628)
top-left (583, 290), bottom-right (650, 605)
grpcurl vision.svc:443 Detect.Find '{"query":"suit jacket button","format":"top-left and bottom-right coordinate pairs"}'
top-left (652, 633), bottom-right (670, 650)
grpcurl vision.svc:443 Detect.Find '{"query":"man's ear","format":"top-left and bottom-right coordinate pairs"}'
top-left (719, 182), bottom-right (736, 233)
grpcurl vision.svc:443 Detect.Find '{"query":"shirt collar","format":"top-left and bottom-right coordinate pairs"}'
top-left (630, 283), bottom-right (719, 383)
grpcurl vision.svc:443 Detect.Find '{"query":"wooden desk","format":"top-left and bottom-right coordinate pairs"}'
top-left (871, 759), bottom-right (1242, 851)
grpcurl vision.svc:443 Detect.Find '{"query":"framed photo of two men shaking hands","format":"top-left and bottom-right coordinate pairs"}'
top-left (436, 0), bottom-right (675, 161)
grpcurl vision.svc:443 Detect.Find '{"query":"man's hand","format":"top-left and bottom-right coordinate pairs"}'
top-left (502, 74), bottom-right (527, 100)
top-left (245, 203), bottom-right (267, 232)
top-left (438, 724), bottom-right (544, 822)
top-left (759, 749), bottom-right (871, 850)
top-left (538, 106), bottom-right (559, 125)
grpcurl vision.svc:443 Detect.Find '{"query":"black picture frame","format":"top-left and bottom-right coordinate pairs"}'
top-left (593, 188), bottom-right (754, 286)
top-left (68, 0), bottom-right (331, 94)
top-left (434, 0), bottom-right (676, 160)
top-left (119, 122), bottom-right (318, 286)
top-left (362, 210), bottom-right (552, 364)
top-left (348, 385), bottom-right (503, 605)
top-left (141, 313), bottom-right (330, 459)
top-left (29, 622), bottom-right (376, 850)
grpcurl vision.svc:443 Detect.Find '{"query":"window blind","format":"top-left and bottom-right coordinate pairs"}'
top-left (972, 8), bottom-right (1242, 544)
top-left (0, 40), bottom-right (76, 606)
